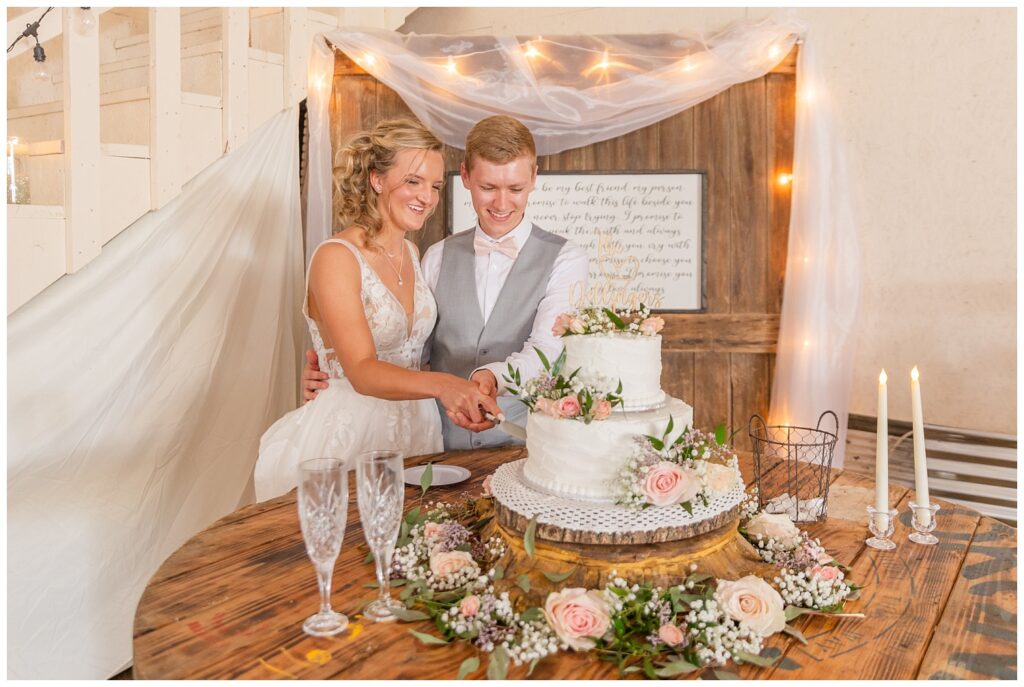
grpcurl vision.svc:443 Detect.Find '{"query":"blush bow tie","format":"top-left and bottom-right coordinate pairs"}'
top-left (473, 234), bottom-right (520, 259)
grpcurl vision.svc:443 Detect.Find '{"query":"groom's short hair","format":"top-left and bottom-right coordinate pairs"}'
top-left (465, 115), bottom-right (537, 171)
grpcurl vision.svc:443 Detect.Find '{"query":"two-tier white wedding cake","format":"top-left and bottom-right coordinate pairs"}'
top-left (521, 332), bottom-right (694, 503)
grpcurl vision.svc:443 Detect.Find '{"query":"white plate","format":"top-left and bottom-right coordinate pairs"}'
top-left (403, 464), bottom-right (471, 487)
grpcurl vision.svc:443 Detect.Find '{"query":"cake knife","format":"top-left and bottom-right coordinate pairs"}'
top-left (485, 412), bottom-right (528, 441)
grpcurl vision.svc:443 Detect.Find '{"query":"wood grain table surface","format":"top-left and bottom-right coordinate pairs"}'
top-left (133, 447), bottom-right (1016, 680)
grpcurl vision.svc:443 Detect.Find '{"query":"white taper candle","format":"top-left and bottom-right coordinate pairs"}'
top-left (875, 370), bottom-right (889, 530)
top-left (910, 366), bottom-right (931, 526)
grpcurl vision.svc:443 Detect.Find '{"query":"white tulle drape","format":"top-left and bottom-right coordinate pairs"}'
top-left (306, 19), bottom-right (860, 464)
top-left (8, 109), bottom-right (305, 678)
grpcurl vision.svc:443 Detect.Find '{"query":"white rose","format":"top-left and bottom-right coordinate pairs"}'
top-left (714, 575), bottom-right (786, 635)
top-left (429, 550), bottom-right (475, 577)
top-left (746, 512), bottom-right (800, 547)
top-left (704, 463), bottom-right (737, 495)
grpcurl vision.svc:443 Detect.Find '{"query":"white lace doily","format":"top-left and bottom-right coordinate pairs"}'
top-left (491, 460), bottom-right (745, 535)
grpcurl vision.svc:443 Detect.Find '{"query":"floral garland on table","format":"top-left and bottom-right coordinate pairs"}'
top-left (616, 417), bottom-right (743, 514)
top-left (370, 472), bottom-right (862, 680)
top-left (503, 347), bottom-right (623, 424)
top-left (553, 304), bottom-right (665, 337)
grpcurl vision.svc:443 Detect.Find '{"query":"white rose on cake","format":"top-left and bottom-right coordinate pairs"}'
top-left (702, 462), bottom-right (737, 495)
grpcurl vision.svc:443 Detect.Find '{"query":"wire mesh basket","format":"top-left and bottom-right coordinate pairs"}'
top-left (748, 411), bottom-right (839, 523)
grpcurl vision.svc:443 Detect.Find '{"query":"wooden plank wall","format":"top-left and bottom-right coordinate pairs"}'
top-left (329, 49), bottom-right (797, 449)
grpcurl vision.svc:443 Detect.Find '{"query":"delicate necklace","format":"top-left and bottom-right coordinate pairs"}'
top-left (372, 239), bottom-right (405, 286)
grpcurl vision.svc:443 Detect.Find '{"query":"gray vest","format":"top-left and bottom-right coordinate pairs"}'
top-left (430, 225), bottom-right (566, 450)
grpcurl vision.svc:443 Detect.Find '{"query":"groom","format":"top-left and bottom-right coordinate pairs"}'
top-left (305, 115), bottom-right (589, 450)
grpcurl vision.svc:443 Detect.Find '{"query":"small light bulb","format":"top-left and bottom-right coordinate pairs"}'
top-left (74, 7), bottom-right (97, 35)
top-left (31, 44), bottom-right (50, 82)
top-left (911, 366), bottom-right (920, 381)
top-left (597, 50), bottom-right (610, 70)
top-left (777, 173), bottom-right (793, 186)
top-left (446, 56), bottom-right (458, 75)
top-left (523, 42), bottom-right (540, 59)
top-left (803, 339), bottom-right (811, 349)
top-left (879, 369), bottom-right (887, 384)
top-left (768, 44), bottom-right (782, 60)
top-left (362, 53), bottom-right (375, 67)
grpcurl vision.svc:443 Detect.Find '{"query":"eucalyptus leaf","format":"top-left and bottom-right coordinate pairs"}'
top-left (470, 515), bottom-right (493, 530)
top-left (457, 656), bottom-right (480, 680)
top-left (784, 605), bottom-right (811, 622)
top-left (520, 607), bottom-right (544, 622)
top-left (420, 463), bottom-right (433, 496)
top-left (487, 645), bottom-right (509, 680)
top-left (515, 574), bottom-right (532, 593)
top-left (783, 624), bottom-right (808, 645)
top-left (687, 573), bottom-right (712, 584)
top-left (404, 505), bottom-right (422, 524)
top-left (715, 422), bottom-right (727, 446)
top-left (363, 582), bottom-right (379, 589)
top-left (623, 666), bottom-right (643, 674)
top-left (603, 307), bottom-right (626, 329)
top-left (664, 415), bottom-right (675, 439)
top-left (553, 347), bottom-right (567, 374)
top-left (542, 568), bottom-right (576, 583)
top-left (524, 515), bottom-right (538, 558)
top-left (681, 500), bottom-right (694, 515)
top-left (714, 669), bottom-right (740, 680)
top-left (492, 564), bottom-right (505, 581)
top-left (363, 550), bottom-right (375, 564)
top-left (655, 659), bottom-right (699, 677)
top-left (735, 650), bottom-right (778, 667)
top-left (641, 658), bottom-right (656, 680)
top-left (408, 629), bottom-right (449, 646)
top-left (527, 658), bottom-right (539, 677)
top-left (389, 607), bottom-right (430, 622)
top-left (534, 346), bottom-right (551, 372)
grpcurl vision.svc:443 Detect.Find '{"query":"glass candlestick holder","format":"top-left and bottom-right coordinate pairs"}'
top-left (865, 505), bottom-right (897, 550)
top-left (908, 502), bottom-right (940, 545)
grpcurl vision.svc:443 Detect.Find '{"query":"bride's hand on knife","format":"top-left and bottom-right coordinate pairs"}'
top-left (439, 376), bottom-right (500, 432)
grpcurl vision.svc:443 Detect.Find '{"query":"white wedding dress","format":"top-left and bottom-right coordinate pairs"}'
top-left (255, 237), bottom-right (443, 501)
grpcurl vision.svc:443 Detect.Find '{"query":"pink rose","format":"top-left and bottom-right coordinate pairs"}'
top-left (642, 462), bottom-right (701, 507)
top-left (555, 395), bottom-right (582, 418)
top-left (482, 474), bottom-right (494, 497)
top-left (639, 316), bottom-right (665, 335)
top-left (423, 522), bottom-right (444, 541)
top-left (552, 313), bottom-right (572, 337)
top-left (543, 588), bottom-right (611, 651)
top-left (429, 550), bottom-right (476, 577)
top-left (568, 317), bottom-right (586, 334)
top-left (534, 397), bottom-right (560, 417)
top-left (592, 399), bottom-right (613, 421)
top-left (657, 624), bottom-right (686, 647)
top-left (459, 594), bottom-right (481, 617)
top-left (810, 565), bottom-right (841, 581)
top-left (802, 543), bottom-right (834, 566)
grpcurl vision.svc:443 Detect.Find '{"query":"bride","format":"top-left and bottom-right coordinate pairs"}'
top-left (255, 118), bottom-right (501, 501)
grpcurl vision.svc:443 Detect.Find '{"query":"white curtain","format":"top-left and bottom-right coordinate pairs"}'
top-left (306, 18), bottom-right (859, 463)
top-left (8, 109), bottom-right (305, 678)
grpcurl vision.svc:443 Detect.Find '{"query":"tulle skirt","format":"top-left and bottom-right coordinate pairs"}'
top-left (255, 376), bottom-right (443, 501)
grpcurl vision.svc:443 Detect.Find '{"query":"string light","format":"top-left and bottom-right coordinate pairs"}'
top-left (523, 41), bottom-right (541, 59)
top-left (359, 52), bottom-right (376, 68)
top-left (803, 339), bottom-right (811, 349)
top-left (768, 43), bottom-right (782, 60)
top-left (446, 55), bottom-right (458, 75)
top-left (777, 172), bottom-right (793, 186)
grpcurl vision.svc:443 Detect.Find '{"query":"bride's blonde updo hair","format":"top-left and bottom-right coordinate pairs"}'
top-left (333, 118), bottom-right (443, 241)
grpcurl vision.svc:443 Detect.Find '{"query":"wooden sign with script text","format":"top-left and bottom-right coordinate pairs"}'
top-left (449, 172), bottom-right (705, 312)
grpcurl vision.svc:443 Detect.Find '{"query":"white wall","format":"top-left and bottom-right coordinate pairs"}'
top-left (401, 6), bottom-right (1017, 435)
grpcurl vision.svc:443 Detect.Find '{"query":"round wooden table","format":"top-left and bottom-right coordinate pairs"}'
top-left (132, 447), bottom-right (1016, 680)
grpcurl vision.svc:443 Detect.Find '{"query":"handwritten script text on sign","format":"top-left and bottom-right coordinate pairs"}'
top-left (450, 173), bottom-right (703, 311)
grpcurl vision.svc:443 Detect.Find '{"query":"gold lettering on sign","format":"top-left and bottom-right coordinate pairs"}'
top-left (569, 230), bottom-right (666, 310)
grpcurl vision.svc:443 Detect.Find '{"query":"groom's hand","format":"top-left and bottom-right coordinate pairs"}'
top-left (302, 349), bottom-right (329, 402)
top-left (470, 370), bottom-right (498, 399)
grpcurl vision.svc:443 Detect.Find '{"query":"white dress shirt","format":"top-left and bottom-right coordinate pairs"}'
top-left (421, 216), bottom-right (589, 394)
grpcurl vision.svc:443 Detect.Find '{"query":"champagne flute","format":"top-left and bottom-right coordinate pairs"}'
top-left (356, 450), bottom-right (406, 623)
top-left (297, 458), bottom-right (349, 636)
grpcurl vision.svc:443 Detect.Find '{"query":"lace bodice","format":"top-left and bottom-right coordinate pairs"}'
top-left (304, 238), bottom-right (437, 378)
